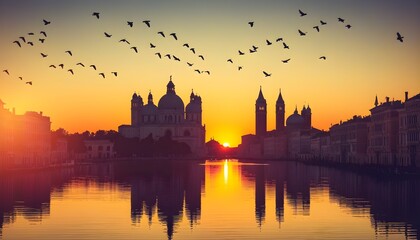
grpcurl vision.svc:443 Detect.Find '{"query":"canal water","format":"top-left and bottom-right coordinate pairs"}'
top-left (0, 159), bottom-right (419, 240)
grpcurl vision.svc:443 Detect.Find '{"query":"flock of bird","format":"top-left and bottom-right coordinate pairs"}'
top-left (2, 9), bottom-right (405, 85)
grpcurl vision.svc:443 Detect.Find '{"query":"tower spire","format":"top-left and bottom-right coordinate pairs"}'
top-left (374, 95), bottom-right (378, 107)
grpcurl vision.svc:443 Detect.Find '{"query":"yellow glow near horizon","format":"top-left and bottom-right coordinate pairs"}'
top-left (223, 142), bottom-right (230, 148)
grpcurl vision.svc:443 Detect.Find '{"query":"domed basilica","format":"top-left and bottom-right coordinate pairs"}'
top-left (118, 77), bottom-right (206, 155)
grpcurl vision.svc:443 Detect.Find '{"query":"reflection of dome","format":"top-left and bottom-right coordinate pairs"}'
top-left (286, 108), bottom-right (304, 128)
top-left (158, 94), bottom-right (184, 110)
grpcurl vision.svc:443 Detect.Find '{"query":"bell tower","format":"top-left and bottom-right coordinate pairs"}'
top-left (256, 86), bottom-right (267, 136)
top-left (276, 89), bottom-right (285, 131)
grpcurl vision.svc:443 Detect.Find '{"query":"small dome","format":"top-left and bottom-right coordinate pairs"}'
top-left (186, 102), bottom-right (201, 112)
top-left (286, 108), bottom-right (305, 128)
top-left (143, 103), bottom-right (158, 114)
top-left (158, 93), bottom-right (184, 110)
top-left (132, 93), bottom-right (137, 99)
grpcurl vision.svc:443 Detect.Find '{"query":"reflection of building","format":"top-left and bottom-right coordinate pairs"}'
top-left (0, 100), bottom-right (51, 168)
top-left (119, 77), bottom-right (206, 156)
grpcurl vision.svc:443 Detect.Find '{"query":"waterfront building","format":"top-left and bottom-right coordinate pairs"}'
top-left (84, 140), bottom-right (116, 159)
top-left (118, 77), bottom-right (206, 156)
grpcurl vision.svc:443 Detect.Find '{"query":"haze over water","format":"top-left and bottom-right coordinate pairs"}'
top-left (1, 160), bottom-right (419, 240)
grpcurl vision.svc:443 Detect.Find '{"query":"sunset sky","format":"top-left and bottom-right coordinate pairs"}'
top-left (0, 0), bottom-right (419, 146)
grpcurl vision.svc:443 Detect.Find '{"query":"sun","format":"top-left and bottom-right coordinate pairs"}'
top-left (223, 142), bottom-right (230, 148)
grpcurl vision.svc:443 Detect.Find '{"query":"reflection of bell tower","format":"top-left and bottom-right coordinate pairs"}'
top-left (276, 89), bottom-right (285, 131)
top-left (256, 87), bottom-right (267, 137)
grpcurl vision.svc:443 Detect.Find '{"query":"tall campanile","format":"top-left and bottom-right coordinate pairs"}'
top-left (256, 87), bottom-right (267, 136)
top-left (276, 89), bottom-right (285, 130)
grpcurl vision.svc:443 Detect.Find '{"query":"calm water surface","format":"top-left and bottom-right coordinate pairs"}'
top-left (0, 159), bottom-right (419, 240)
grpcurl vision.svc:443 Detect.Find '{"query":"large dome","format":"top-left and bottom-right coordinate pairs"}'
top-left (158, 93), bottom-right (184, 110)
top-left (286, 109), bottom-right (305, 128)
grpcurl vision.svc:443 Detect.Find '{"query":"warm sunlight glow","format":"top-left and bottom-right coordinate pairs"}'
top-left (224, 159), bottom-right (229, 183)
top-left (223, 142), bottom-right (230, 148)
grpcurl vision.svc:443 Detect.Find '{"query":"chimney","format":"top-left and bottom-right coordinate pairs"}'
top-left (405, 91), bottom-right (408, 101)
top-left (40, 111), bottom-right (43, 116)
top-left (386, 97), bottom-right (390, 103)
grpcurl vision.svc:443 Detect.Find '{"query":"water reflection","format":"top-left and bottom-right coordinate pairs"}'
top-left (0, 160), bottom-right (419, 240)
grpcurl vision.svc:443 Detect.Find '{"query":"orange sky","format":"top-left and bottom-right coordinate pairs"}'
top-left (0, 0), bottom-right (419, 146)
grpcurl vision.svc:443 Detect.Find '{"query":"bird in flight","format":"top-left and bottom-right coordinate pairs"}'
top-left (43, 19), bottom-right (51, 25)
top-left (338, 17), bottom-right (345, 23)
top-left (26, 81), bottom-right (32, 85)
top-left (3, 69), bottom-right (9, 75)
top-left (92, 12), bottom-right (100, 19)
top-left (58, 64), bottom-right (64, 69)
top-left (345, 24), bottom-right (351, 29)
top-left (164, 54), bottom-right (171, 59)
top-left (19, 36), bottom-right (26, 43)
top-left (263, 71), bottom-right (271, 77)
top-left (319, 56), bottom-right (326, 60)
top-left (76, 62), bottom-right (85, 67)
top-left (190, 48), bottom-right (196, 54)
top-left (282, 58), bottom-right (291, 63)
top-left (238, 66), bottom-right (243, 71)
top-left (238, 50), bottom-right (245, 55)
top-left (183, 43), bottom-right (190, 48)
top-left (13, 40), bottom-right (21, 47)
top-left (170, 33), bottom-right (178, 40)
top-left (203, 71), bottom-right (210, 75)
top-left (90, 65), bottom-right (97, 70)
top-left (250, 48), bottom-right (256, 53)
top-left (131, 46), bottom-right (138, 53)
top-left (28, 32), bottom-right (34, 35)
top-left (320, 20), bottom-right (327, 25)
top-left (18, 77), bottom-right (23, 80)
top-left (155, 52), bottom-right (161, 58)
top-left (283, 42), bottom-right (289, 49)
top-left (198, 55), bottom-right (204, 60)
top-left (99, 73), bottom-right (105, 78)
top-left (41, 53), bottom-right (48, 58)
top-left (276, 37), bottom-right (283, 42)
top-left (119, 39), bottom-right (130, 44)
top-left (252, 45), bottom-right (258, 51)
top-left (111, 72), bottom-right (118, 76)
top-left (248, 21), bottom-right (254, 27)
top-left (157, 31), bottom-right (165, 37)
top-left (104, 32), bottom-right (112, 38)
top-left (187, 62), bottom-right (193, 67)
top-left (313, 26), bottom-right (320, 32)
top-left (127, 21), bottom-right (133, 27)
top-left (150, 43), bottom-right (156, 48)
top-left (39, 38), bottom-right (45, 43)
top-left (65, 50), bottom-right (72, 56)
top-left (40, 31), bottom-right (47, 37)
top-left (298, 29), bottom-right (307, 36)
top-left (396, 32), bottom-right (404, 42)
top-left (68, 69), bottom-right (74, 75)
top-left (27, 42), bottom-right (34, 46)
top-left (49, 64), bottom-right (56, 68)
top-left (266, 39), bottom-right (272, 45)
top-left (143, 20), bottom-right (151, 27)
top-left (227, 59), bottom-right (233, 63)
top-left (173, 55), bottom-right (181, 61)
top-left (299, 9), bottom-right (307, 17)
top-left (194, 69), bottom-right (201, 74)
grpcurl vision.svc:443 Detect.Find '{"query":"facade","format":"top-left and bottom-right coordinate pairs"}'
top-left (84, 140), bottom-right (116, 159)
top-left (119, 78), bottom-right (206, 156)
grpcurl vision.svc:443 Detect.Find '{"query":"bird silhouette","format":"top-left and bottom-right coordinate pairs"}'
top-left (111, 72), bottom-right (117, 76)
top-left (238, 66), bottom-right (243, 71)
top-left (150, 43), bottom-right (156, 48)
top-left (157, 31), bottom-right (165, 37)
top-left (119, 39), bottom-right (130, 44)
top-left (26, 81), bottom-right (32, 85)
top-left (27, 41), bottom-right (34, 46)
top-left (39, 38), bottom-right (45, 43)
top-left (319, 56), bottom-right (326, 60)
top-left (190, 48), bottom-right (196, 54)
top-left (143, 20), bottom-right (151, 27)
top-left (320, 20), bottom-right (327, 25)
top-left (41, 53), bottom-right (48, 58)
top-left (155, 52), bottom-right (161, 58)
top-left (127, 21), bottom-right (133, 27)
top-left (65, 50), bottom-right (72, 56)
top-left (282, 58), bottom-right (291, 63)
top-left (3, 70), bottom-right (9, 75)
top-left (266, 39), bottom-right (272, 45)
top-left (28, 32), bottom-right (34, 35)
top-left (68, 69), bottom-right (74, 75)
top-left (183, 43), bottom-right (190, 48)
top-left (250, 48), bottom-right (256, 53)
top-left (263, 71), bottom-right (271, 77)
top-left (299, 9), bottom-right (307, 17)
top-left (58, 64), bottom-right (64, 69)
top-left (43, 19), bottom-right (51, 25)
top-left (49, 64), bottom-right (56, 68)
top-left (40, 31), bottom-right (47, 37)
top-left (170, 33), bottom-right (178, 40)
top-left (131, 46), bottom-right (138, 53)
top-left (18, 77), bottom-right (23, 80)
top-left (194, 69), bottom-right (201, 74)
top-left (313, 26), bottom-right (320, 32)
top-left (198, 55), bottom-right (204, 60)
top-left (345, 24), bottom-right (352, 29)
top-left (19, 36), bottom-right (26, 43)
top-left (276, 37), bottom-right (283, 42)
top-left (248, 21), bottom-right (254, 27)
top-left (13, 41), bottom-right (21, 47)
top-left (173, 55), bottom-right (181, 61)
top-left (227, 59), bottom-right (233, 63)
top-left (203, 71), bottom-right (210, 75)
top-left (104, 32), bottom-right (112, 38)
top-left (164, 54), bottom-right (171, 59)
top-left (396, 32), bottom-right (404, 42)
top-left (92, 12), bottom-right (100, 19)
top-left (252, 45), bottom-right (258, 50)
top-left (90, 65), bottom-right (97, 70)
top-left (298, 29), bottom-right (307, 36)
top-left (238, 50), bottom-right (245, 55)
top-left (76, 62), bottom-right (85, 67)
top-left (338, 17), bottom-right (345, 23)
top-left (99, 73), bottom-right (105, 78)
top-left (283, 42), bottom-right (289, 49)
top-left (187, 62), bottom-right (193, 67)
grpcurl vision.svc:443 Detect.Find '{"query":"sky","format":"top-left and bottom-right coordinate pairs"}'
top-left (0, 0), bottom-right (419, 146)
